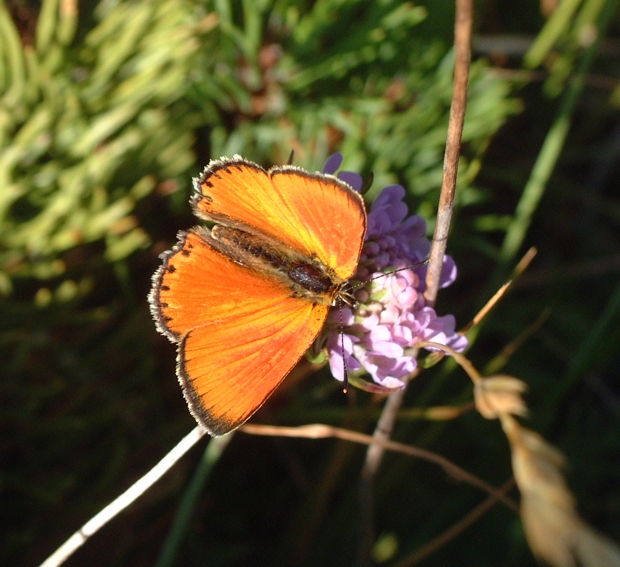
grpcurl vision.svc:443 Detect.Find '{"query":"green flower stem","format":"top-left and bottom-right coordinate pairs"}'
top-left (154, 433), bottom-right (235, 567)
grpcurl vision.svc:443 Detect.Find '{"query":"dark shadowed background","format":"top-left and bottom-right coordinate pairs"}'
top-left (2, 0), bottom-right (619, 566)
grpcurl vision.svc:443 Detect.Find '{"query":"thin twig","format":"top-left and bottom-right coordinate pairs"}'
top-left (460, 280), bottom-right (512, 333)
top-left (357, 0), bottom-right (474, 561)
top-left (425, 0), bottom-right (472, 307)
top-left (154, 433), bottom-right (234, 567)
top-left (461, 247), bottom-right (537, 333)
top-left (240, 423), bottom-right (518, 512)
top-left (39, 426), bottom-right (207, 567)
top-left (417, 341), bottom-right (483, 384)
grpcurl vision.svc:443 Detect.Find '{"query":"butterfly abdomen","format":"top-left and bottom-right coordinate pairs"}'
top-left (205, 225), bottom-right (338, 304)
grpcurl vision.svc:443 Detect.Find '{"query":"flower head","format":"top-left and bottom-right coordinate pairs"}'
top-left (319, 154), bottom-right (467, 391)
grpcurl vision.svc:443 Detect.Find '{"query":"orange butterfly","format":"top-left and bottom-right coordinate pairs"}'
top-left (149, 157), bottom-right (367, 436)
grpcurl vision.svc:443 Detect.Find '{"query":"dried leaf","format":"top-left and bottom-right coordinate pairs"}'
top-left (474, 375), bottom-right (528, 419)
top-left (501, 414), bottom-right (620, 567)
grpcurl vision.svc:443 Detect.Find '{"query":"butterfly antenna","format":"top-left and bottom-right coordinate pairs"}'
top-left (350, 259), bottom-right (430, 292)
top-left (287, 149), bottom-right (295, 165)
top-left (338, 296), bottom-right (349, 393)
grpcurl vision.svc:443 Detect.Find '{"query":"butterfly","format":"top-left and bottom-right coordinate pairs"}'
top-left (149, 156), bottom-right (367, 436)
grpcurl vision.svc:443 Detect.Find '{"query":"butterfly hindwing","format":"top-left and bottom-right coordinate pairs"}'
top-left (149, 229), bottom-right (329, 435)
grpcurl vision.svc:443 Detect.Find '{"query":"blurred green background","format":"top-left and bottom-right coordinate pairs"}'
top-left (2, 0), bottom-right (619, 566)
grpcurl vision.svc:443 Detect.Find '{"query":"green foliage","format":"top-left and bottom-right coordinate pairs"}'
top-left (0, 0), bottom-right (210, 291)
top-left (3, 1), bottom-right (619, 567)
top-left (524, 0), bottom-right (611, 96)
top-left (190, 0), bottom-right (519, 207)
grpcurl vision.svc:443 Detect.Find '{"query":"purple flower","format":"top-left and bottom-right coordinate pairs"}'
top-left (319, 154), bottom-right (467, 391)
top-left (322, 152), bottom-right (364, 192)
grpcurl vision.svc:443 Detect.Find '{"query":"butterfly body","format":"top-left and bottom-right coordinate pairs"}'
top-left (209, 225), bottom-right (339, 304)
top-left (149, 157), bottom-right (366, 436)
